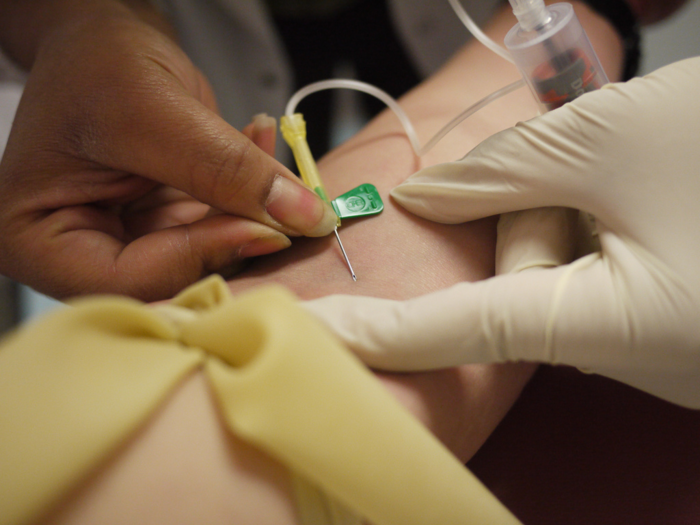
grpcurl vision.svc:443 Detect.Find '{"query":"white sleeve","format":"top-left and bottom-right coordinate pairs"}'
top-left (388, 0), bottom-right (503, 77)
top-left (0, 48), bottom-right (24, 159)
top-left (152, 0), bottom-right (291, 131)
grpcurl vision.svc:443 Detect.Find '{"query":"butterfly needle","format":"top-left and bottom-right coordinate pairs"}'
top-left (281, 112), bottom-right (358, 281)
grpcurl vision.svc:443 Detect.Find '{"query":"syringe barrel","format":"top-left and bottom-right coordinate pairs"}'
top-left (504, 3), bottom-right (609, 112)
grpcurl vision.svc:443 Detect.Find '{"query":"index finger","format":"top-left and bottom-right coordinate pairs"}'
top-left (79, 60), bottom-right (338, 238)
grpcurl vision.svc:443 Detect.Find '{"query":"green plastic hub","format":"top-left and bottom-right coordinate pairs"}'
top-left (331, 184), bottom-right (384, 220)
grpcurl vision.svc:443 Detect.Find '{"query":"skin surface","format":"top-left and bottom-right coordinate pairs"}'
top-left (32, 3), bottom-right (625, 524)
top-left (41, 371), bottom-right (300, 525)
top-left (226, 1), bottom-right (623, 463)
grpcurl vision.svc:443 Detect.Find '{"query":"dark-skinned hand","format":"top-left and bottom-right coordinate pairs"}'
top-left (0, 4), bottom-right (336, 301)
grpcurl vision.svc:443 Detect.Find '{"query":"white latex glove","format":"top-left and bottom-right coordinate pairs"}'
top-left (305, 57), bottom-right (700, 409)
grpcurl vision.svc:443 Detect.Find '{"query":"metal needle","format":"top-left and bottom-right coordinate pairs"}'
top-left (333, 228), bottom-right (356, 281)
top-left (279, 114), bottom-right (357, 281)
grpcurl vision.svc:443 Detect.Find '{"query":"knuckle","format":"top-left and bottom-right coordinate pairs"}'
top-left (171, 224), bottom-right (209, 286)
top-left (60, 108), bottom-right (106, 160)
top-left (188, 138), bottom-right (258, 211)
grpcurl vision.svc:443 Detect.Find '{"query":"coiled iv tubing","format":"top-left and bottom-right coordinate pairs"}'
top-left (284, 0), bottom-right (523, 157)
top-left (285, 77), bottom-right (524, 157)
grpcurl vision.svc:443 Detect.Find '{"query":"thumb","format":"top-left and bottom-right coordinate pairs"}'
top-left (306, 252), bottom-right (700, 406)
top-left (303, 254), bottom-right (618, 372)
top-left (390, 85), bottom-right (622, 224)
top-left (83, 64), bottom-right (338, 238)
top-left (495, 207), bottom-right (580, 274)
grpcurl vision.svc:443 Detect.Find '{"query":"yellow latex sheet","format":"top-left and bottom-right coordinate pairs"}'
top-left (0, 276), bottom-right (521, 525)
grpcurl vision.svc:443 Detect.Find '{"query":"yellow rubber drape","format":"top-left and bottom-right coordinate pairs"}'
top-left (0, 276), bottom-right (521, 525)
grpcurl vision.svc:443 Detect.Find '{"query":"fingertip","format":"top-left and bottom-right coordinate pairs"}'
top-left (389, 182), bottom-right (413, 201)
top-left (251, 114), bottom-right (277, 157)
top-left (265, 175), bottom-right (338, 237)
top-left (304, 200), bottom-right (338, 237)
top-left (237, 230), bottom-right (291, 258)
top-left (192, 217), bottom-right (291, 267)
top-left (115, 216), bottom-right (293, 300)
top-left (252, 113), bottom-right (276, 132)
top-left (389, 184), bottom-right (417, 210)
top-left (242, 113), bottom-right (278, 157)
top-left (390, 183), bottom-right (452, 223)
top-left (241, 121), bottom-right (256, 141)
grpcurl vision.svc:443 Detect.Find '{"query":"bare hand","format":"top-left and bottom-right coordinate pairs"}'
top-left (0, 10), bottom-right (336, 301)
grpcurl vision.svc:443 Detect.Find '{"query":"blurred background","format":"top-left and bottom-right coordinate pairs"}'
top-left (640, 0), bottom-right (700, 73)
top-left (1, 0), bottom-right (699, 333)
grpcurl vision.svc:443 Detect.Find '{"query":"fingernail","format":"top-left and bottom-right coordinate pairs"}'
top-left (266, 175), bottom-right (337, 236)
top-left (253, 113), bottom-right (276, 132)
top-left (238, 231), bottom-right (291, 258)
top-left (251, 114), bottom-right (277, 156)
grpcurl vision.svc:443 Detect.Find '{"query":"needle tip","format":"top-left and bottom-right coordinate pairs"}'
top-left (333, 228), bottom-right (357, 281)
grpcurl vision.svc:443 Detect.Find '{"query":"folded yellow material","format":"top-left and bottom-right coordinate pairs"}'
top-left (0, 276), bottom-right (521, 525)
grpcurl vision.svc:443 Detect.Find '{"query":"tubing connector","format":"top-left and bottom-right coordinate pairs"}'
top-left (508, 0), bottom-right (551, 31)
top-left (280, 113), bottom-right (340, 227)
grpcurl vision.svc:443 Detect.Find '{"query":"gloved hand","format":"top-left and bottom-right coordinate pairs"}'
top-left (305, 57), bottom-right (700, 408)
top-left (0, 2), bottom-right (336, 301)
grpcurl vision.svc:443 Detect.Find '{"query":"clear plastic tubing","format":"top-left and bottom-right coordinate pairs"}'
top-left (283, 1), bottom-right (528, 157)
top-left (285, 1), bottom-right (610, 155)
top-left (285, 78), bottom-right (525, 158)
top-left (446, 0), bottom-right (514, 63)
top-left (504, 1), bottom-right (609, 113)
